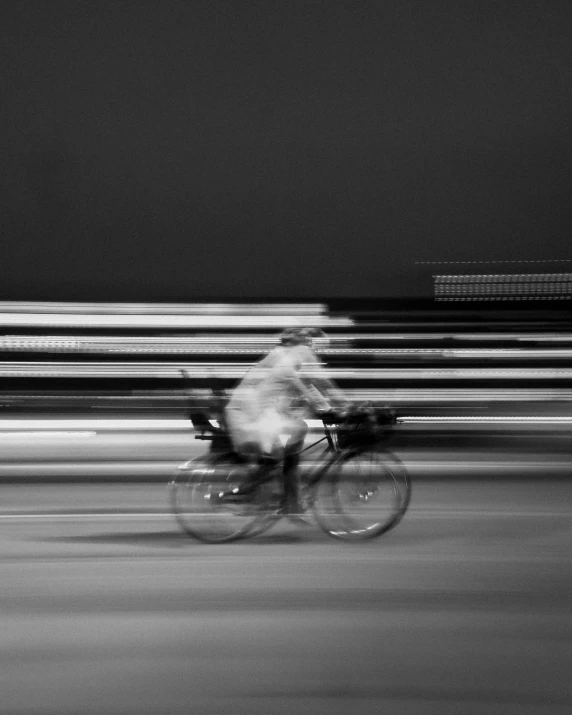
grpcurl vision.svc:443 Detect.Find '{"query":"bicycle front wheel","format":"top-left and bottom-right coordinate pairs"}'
top-left (313, 448), bottom-right (410, 541)
top-left (170, 454), bottom-right (263, 543)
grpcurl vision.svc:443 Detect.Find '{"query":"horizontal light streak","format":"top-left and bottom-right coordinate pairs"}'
top-left (361, 333), bottom-right (572, 343)
top-left (0, 314), bottom-right (352, 329)
top-left (0, 420), bottom-right (192, 431)
top-left (349, 333), bottom-right (572, 342)
top-left (0, 417), bottom-right (570, 432)
top-left (436, 296), bottom-right (572, 301)
top-left (399, 416), bottom-right (572, 423)
top-left (0, 302), bottom-right (326, 315)
top-left (3, 337), bottom-right (572, 359)
top-left (4, 333), bottom-right (572, 351)
top-left (343, 389), bottom-right (572, 402)
top-left (3, 388), bottom-right (572, 404)
top-left (0, 513), bottom-right (175, 520)
top-left (1, 362), bottom-right (572, 379)
top-left (434, 273), bottom-right (572, 281)
top-left (0, 432), bottom-right (96, 438)
top-left (0, 508), bottom-right (569, 520)
top-left (0, 419), bottom-right (334, 432)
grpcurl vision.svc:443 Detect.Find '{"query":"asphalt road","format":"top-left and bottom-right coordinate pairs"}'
top-left (1, 480), bottom-right (571, 715)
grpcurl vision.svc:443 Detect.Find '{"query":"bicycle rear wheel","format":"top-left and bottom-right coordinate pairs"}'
top-left (313, 448), bottom-right (410, 541)
top-left (170, 454), bottom-right (265, 543)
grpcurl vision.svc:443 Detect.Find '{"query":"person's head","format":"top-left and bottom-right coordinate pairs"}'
top-left (279, 327), bottom-right (328, 350)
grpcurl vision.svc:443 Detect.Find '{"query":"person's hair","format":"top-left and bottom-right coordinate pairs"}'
top-left (279, 327), bottom-right (327, 347)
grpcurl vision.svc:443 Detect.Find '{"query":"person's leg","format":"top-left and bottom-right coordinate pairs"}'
top-left (223, 408), bottom-right (258, 497)
top-left (235, 452), bottom-right (280, 495)
top-left (223, 407), bottom-right (281, 499)
top-left (242, 409), bottom-right (282, 493)
top-left (282, 418), bottom-right (308, 513)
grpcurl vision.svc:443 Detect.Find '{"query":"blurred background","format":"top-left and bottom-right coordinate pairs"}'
top-left (2, 299), bottom-right (572, 481)
top-left (1, 1), bottom-right (572, 713)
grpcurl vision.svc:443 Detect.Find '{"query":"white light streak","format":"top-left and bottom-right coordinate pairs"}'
top-left (4, 333), bottom-right (572, 353)
top-left (0, 420), bottom-right (192, 431)
top-left (4, 336), bottom-right (572, 359)
top-left (0, 362), bottom-right (572, 379)
top-left (0, 314), bottom-right (352, 328)
top-left (0, 417), bottom-right (568, 434)
top-left (0, 431), bottom-right (96, 438)
top-left (399, 416), bottom-right (572, 423)
top-left (0, 302), bottom-right (327, 315)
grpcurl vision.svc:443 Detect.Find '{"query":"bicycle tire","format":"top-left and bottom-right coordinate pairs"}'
top-left (170, 453), bottom-right (265, 543)
top-left (313, 448), bottom-right (410, 541)
top-left (239, 477), bottom-right (284, 538)
top-left (382, 449), bottom-right (412, 526)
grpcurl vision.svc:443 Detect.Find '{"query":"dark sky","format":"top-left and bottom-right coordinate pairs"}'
top-left (2, 0), bottom-right (572, 300)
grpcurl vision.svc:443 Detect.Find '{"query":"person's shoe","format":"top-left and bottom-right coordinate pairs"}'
top-left (281, 497), bottom-right (308, 524)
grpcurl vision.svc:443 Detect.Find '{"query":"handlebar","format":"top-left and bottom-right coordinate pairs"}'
top-left (317, 408), bottom-right (348, 425)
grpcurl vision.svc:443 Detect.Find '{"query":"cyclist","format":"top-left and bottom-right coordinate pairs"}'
top-left (224, 327), bottom-right (348, 516)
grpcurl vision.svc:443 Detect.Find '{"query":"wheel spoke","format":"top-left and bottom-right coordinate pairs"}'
top-left (313, 449), bottom-right (411, 541)
top-left (171, 454), bottom-right (266, 543)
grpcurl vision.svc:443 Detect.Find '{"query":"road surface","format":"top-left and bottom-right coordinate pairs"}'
top-left (1, 479), bottom-right (571, 714)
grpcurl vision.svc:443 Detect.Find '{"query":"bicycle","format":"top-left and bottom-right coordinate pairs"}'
top-left (169, 374), bottom-right (411, 543)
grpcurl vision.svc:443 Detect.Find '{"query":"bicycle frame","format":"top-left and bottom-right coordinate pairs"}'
top-left (297, 422), bottom-right (341, 490)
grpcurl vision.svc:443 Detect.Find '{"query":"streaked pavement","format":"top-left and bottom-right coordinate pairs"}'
top-left (0, 480), bottom-right (571, 714)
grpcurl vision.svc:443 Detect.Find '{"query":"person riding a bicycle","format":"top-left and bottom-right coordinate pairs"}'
top-left (224, 327), bottom-right (349, 515)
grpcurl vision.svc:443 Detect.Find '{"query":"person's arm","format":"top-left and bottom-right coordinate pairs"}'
top-left (284, 368), bottom-right (323, 407)
top-left (300, 351), bottom-right (350, 411)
